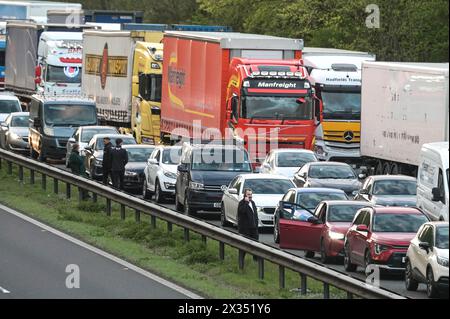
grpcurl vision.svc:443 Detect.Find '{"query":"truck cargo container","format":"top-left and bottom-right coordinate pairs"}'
top-left (84, 10), bottom-right (143, 24)
top-left (161, 31), bottom-right (320, 164)
top-left (360, 62), bottom-right (449, 176)
top-left (303, 48), bottom-right (375, 164)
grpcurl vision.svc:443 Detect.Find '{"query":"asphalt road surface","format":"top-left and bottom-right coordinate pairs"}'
top-left (0, 204), bottom-right (200, 299)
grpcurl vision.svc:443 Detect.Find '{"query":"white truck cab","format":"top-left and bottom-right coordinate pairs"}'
top-left (37, 32), bottom-right (83, 96)
top-left (417, 142), bottom-right (449, 221)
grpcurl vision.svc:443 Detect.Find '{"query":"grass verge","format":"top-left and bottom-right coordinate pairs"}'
top-left (0, 164), bottom-right (345, 298)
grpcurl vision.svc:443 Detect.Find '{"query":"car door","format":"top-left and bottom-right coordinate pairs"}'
top-left (294, 165), bottom-right (308, 187)
top-left (416, 225), bottom-right (434, 278)
top-left (0, 115), bottom-right (9, 148)
top-left (229, 177), bottom-right (243, 224)
top-left (223, 177), bottom-right (239, 222)
top-left (149, 149), bottom-right (161, 191)
top-left (352, 210), bottom-right (371, 265)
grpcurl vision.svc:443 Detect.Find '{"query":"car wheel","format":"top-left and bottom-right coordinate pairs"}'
top-left (320, 239), bottom-right (331, 264)
top-left (143, 180), bottom-right (152, 200)
top-left (154, 180), bottom-right (164, 204)
top-left (220, 204), bottom-right (232, 227)
top-left (405, 260), bottom-right (419, 291)
top-left (305, 251), bottom-right (315, 258)
top-left (273, 218), bottom-right (280, 244)
top-left (427, 267), bottom-right (439, 298)
top-left (184, 195), bottom-right (196, 216)
top-left (175, 189), bottom-right (183, 212)
top-left (344, 242), bottom-right (357, 272)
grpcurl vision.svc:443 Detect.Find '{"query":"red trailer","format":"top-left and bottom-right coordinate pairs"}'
top-left (161, 31), bottom-right (321, 164)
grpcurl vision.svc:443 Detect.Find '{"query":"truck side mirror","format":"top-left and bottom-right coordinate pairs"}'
top-left (314, 97), bottom-right (321, 125)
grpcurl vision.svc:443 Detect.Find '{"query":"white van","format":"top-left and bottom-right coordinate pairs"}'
top-left (417, 142), bottom-right (449, 221)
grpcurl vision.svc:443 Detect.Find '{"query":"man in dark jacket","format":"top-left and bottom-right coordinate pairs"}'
top-left (110, 138), bottom-right (128, 190)
top-left (237, 188), bottom-right (259, 262)
top-left (102, 137), bottom-right (112, 185)
top-left (68, 143), bottom-right (89, 200)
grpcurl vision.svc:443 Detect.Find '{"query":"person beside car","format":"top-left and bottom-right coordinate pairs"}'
top-left (110, 138), bottom-right (128, 190)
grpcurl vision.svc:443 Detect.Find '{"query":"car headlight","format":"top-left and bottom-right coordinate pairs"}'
top-left (189, 182), bottom-right (204, 190)
top-left (163, 171), bottom-right (177, 179)
top-left (437, 256), bottom-right (449, 268)
top-left (9, 133), bottom-right (20, 140)
top-left (374, 243), bottom-right (390, 255)
top-left (329, 231), bottom-right (345, 241)
top-left (125, 171), bottom-right (138, 177)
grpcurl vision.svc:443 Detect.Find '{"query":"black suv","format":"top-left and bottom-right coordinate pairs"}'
top-left (175, 144), bottom-right (252, 215)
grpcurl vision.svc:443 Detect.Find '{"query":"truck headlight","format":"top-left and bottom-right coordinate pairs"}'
top-left (374, 243), bottom-right (390, 255)
top-left (329, 231), bottom-right (345, 241)
top-left (189, 182), bottom-right (204, 190)
top-left (437, 256), bottom-right (449, 268)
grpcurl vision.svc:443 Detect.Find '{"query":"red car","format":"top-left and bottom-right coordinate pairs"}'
top-left (279, 201), bottom-right (372, 263)
top-left (344, 207), bottom-right (430, 274)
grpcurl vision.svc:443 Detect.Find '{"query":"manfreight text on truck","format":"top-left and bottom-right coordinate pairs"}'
top-left (360, 62), bottom-right (449, 177)
top-left (161, 31), bottom-right (321, 165)
top-left (4, 21), bottom-right (92, 105)
top-left (303, 48), bottom-right (375, 165)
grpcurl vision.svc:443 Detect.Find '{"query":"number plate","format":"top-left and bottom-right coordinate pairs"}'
top-left (214, 203), bottom-right (221, 208)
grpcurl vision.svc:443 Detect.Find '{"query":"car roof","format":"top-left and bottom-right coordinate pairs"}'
top-left (80, 126), bottom-right (118, 131)
top-left (9, 112), bottom-right (29, 117)
top-left (92, 134), bottom-right (134, 140)
top-left (369, 175), bottom-right (417, 181)
top-left (293, 188), bottom-right (347, 194)
top-left (122, 145), bottom-right (156, 149)
top-left (308, 161), bottom-right (350, 167)
top-left (272, 149), bottom-right (315, 154)
top-left (0, 94), bottom-right (20, 101)
top-left (372, 207), bottom-right (424, 215)
top-left (322, 200), bottom-right (370, 206)
top-left (155, 145), bottom-right (182, 150)
top-left (238, 174), bottom-right (294, 180)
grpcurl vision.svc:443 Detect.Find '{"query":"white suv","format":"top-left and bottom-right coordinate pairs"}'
top-left (143, 146), bottom-right (182, 203)
top-left (405, 222), bottom-right (449, 298)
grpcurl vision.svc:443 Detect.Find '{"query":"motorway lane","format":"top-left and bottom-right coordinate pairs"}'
top-left (0, 205), bottom-right (200, 299)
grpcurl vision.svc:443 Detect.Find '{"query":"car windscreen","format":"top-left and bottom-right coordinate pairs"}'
top-left (436, 226), bottom-right (449, 249)
top-left (44, 104), bottom-right (96, 126)
top-left (277, 152), bottom-right (317, 168)
top-left (0, 100), bottom-right (21, 114)
top-left (328, 205), bottom-right (368, 222)
top-left (126, 148), bottom-right (155, 163)
top-left (243, 179), bottom-right (293, 195)
top-left (191, 148), bottom-right (252, 172)
top-left (46, 65), bottom-right (81, 84)
top-left (372, 213), bottom-right (429, 233)
top-left (81, 129), bottom-right (118, 143)
top-left (297, 192), bottom-right (348, 210)
top-left (11, 115), bottom-right (29, 127)
top-left (309, 165), bottom-right (356, 179)
top-left (373, 180), bottom-right (417, 196)
top-left (162, 148), bottom-right (182, 165)
top-left (96, 137), bottom-right (136, 150)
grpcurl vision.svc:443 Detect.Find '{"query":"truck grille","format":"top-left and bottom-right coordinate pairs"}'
top-left (324, 130), bottom-right (361, 144)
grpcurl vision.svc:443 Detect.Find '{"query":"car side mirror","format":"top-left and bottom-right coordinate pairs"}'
top-left (356, 224), bottom-right (369, 232)
top-left (177, 164), bottom-right (188, 173)
top-left (358, 173), bottom-right (367, 180)
top-left (228, 188), bottom-right (238, 195)
top-left (308, 216), bottom-right (322, 225)
top-left (432, 187), bottom-right (444, 202)
top-left (84, 146), bottom-right (92, 153)
top-left (148, 158), bottom-right (158, 165)
top-left (419, 242), bottom-right (431, 253)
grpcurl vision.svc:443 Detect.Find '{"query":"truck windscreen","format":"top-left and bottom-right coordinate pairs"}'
top-left (46, 65), bottom-right (82, 84)
top-left (321, 91), bottom-right (361, 121)
top-left (44, 104), bottom-right (96, 126)
top-left (241, 96), bottom-right (313, 121)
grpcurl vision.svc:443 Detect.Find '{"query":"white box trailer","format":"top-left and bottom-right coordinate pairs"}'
top-left (82, 30), bottom-right (142, 127)
top-left (361, 62), bottom-right (449, 176)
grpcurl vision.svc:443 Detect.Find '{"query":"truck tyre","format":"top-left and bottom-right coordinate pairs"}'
top-left (383, 162), bottom-right (391, 175)
top-left (375, 161), bottom-right (383, 175)
top-left (390, 163), bottom-right (400, 175)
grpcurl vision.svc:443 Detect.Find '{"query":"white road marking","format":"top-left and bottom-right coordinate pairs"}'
top-left (0, 203), bottom-right (202, 299)
top-left (0, 286), bottom-right (11, 294)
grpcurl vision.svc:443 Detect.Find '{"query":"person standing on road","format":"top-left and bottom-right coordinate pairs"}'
top-left (110, 138), bottom-right (128, 190)
top-left (102, 137), bottom-right (113, 185)
top-left (68, 143), bottom-right (89, 200)
top-left (237, 188), bottom-right (259, 262)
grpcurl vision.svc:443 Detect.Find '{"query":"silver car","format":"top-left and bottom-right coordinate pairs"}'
top-left (0, 112), bottom-right (30, 153)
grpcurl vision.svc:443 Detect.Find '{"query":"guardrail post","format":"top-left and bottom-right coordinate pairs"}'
top-left (106, 199), bottom-right (112, 216)
top-left (78, 187), bottom-right (84, 202)
top-left (92, 193), bottom-right (97, 203)
top-left (201, 235), bottom-right (207, 245)
top-left (66, 183), bottom-right (71, 199)
top-left (219, 242), bottom-right (225, 260)
top-left (42, 174), bottom-right (46, 190)
top-left (300, 273), bottom-right (307, 295)
top-left (346, 292), bottom-right (353, 299)
top-left (18, 165), bottom-right (24, 182)
top-left (7, 161), bottom-right (12, 174)
top-left (0, 157), bottom-right (2, 169)
top-left (167, 222), bottom-right (172, 232)
top-left (135, 209), bottom-right (141, 223)
top-left (120, 205), bottom-right (126, 220)
top-left (53, 178), bottom-right (58, 194)
top-left (258, 258), bottom-right (264, 280)
top-left (238, 250), bottom-right (245, 270)
top-left (151, 215), bottom-right (156, 229)
top-left (30, 169), bottom-right (35, 185)
top-left (279, 266), bottom-right (285, 289)
top-left (323, 282), bottom-right (330, 299)
top-left (184, 228), bottom-right (190, 242)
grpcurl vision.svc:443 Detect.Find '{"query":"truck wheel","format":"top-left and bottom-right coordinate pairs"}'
top-left (383, 162), bottom-right (391, 175)
top-left (375, 161), bottom-right (383, 175)
top-left (390, 163), bottom-right (400, 175)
